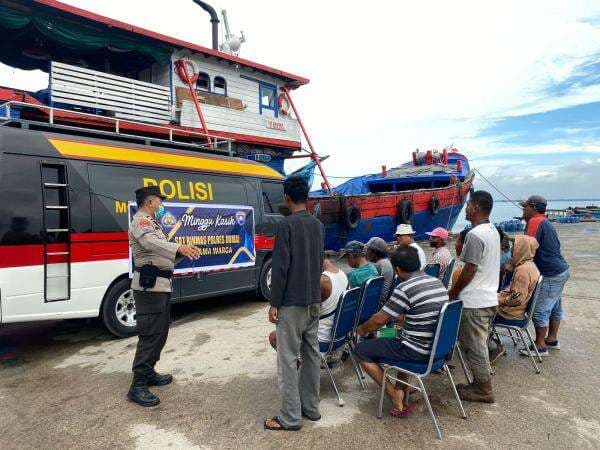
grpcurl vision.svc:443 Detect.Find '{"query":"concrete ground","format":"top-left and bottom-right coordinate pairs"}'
top-left (1, 223), bottom-right (599, 449)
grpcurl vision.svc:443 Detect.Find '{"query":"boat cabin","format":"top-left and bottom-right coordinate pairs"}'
top-left (0, 0), bottom-right (308, 165)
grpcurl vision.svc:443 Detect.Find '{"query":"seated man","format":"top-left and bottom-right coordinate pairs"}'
top-left (426, 227), bottom-right (453, 281)
top-left (489, 235), bottom-right (540, 363)
top-left (339, 240), bottom-right (379, 289)
top-left (269, 257), bottom-right (349, 349)
top-left (365, 237), bottom-right (394, 304)
top-left (394, 224), bottom-right (427, 269)
top-left (355, 246), bottom-right (448, 417)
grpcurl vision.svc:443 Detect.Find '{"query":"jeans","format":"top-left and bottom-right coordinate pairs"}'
top-left (458, 306), bottom-right (496, 384)
top-left (532, 269), bottom-right (570, 328)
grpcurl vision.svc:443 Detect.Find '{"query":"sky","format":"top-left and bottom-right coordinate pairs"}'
top-left (1, 0), bottom-right (600, 200)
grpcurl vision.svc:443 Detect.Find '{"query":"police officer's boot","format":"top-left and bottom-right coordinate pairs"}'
top-left (147, 370), bottom-right (174, 386)
top-left (127, 375), bottom-right (160, 407)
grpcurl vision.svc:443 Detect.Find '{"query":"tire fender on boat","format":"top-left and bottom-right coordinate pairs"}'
top-left (396, 200), bottom-right (414, 224)
top-left (343, 204), bottom-right (361, 230)
top-left (429, 196), bottom-right (440, 215)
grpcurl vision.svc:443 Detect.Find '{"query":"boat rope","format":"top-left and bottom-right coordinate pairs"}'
top-left (473, 168), bottom-right (522, 210)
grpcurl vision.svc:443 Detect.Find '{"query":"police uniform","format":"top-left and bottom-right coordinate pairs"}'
top-left (128, 186), bottom-right (179, 406)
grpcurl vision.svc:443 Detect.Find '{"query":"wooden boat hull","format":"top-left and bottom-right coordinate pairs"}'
top-left (308, 172), bottom-right (474, 250)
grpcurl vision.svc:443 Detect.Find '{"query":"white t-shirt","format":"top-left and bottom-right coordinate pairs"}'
top-left (410, 242), bottom-right (427, 270)
top-left (318, 269), bottom-right (349, 342)
top-left (459, 223), bottom-right (500, 309)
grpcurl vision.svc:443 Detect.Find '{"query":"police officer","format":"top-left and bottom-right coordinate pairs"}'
top-left (127, 186), bottom-right (200, 407)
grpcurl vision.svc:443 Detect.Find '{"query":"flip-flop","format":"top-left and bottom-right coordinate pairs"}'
top-left (389, 402), bottom-right (415, 418)
top-left (263, 416), bottom-right (301, 431)
top-left (301, 412), bottom-right (321, 421)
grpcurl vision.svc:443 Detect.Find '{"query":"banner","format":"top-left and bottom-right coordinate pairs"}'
top-left (129, 202), bottom-right (255, 275)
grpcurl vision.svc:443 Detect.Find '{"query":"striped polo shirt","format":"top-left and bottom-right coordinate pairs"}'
top-left (382, 271), bottom-right (449, 355)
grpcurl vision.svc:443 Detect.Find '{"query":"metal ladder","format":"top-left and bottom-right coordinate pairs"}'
top-left (40, 162), bottom-right (71, 302)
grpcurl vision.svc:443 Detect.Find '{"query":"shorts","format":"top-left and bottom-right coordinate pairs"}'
top-left (354, 337), bottom-right (429, 364)
top-left (532, 269), bottom-right (570, 327)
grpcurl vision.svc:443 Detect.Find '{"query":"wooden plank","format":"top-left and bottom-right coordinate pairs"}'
top-left (52, 91), bottom-right (171, 119)
top-left (52, 71), bottom-right (170, 101)
top-left (53, 84), bottom-right (170, 111)
top-left (52, 95), bottom-right (171, 121)
top-left (181, 102), bottom-right (299, 139)
top-left (53, 62), bottom-right (171, 91)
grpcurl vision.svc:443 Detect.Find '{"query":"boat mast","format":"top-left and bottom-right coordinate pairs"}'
top-left (281, 86), bottom-right (332, 192)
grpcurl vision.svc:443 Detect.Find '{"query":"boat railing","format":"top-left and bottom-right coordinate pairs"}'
top-left (0, 101), bottom-right (234, 154)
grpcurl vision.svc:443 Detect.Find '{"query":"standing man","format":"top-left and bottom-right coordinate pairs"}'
top-left (264, 176), bottom-right (324, 431)
top-left (128, 186), bottom-right (201, 407)
top-left (520, 195), bottom-right (569, 356)
top-left (426, 227), bottom-right (453, 281)
top-left (448, 191), bottom-right (500, 403)
top-left (394, 224), bottom-right (427, 269)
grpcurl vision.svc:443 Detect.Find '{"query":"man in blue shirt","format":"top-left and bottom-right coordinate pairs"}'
top-left (521, 195), bottom-right (570, 357)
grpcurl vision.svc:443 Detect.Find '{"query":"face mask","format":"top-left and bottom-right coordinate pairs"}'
top-left (155, 203), bottom-right (166, 220)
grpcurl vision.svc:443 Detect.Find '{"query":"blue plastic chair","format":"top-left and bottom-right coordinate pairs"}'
top-left (490, 275), bottom-right (544, 374)
top-left (355, 276), bottom-right (384, 328)
top-left (377, 301), bottom-right (467, 439)
top-left (441, 258), bottom-right (455, 288)
top-left (319, 287), bottom-right (363, 406)
top-left (350, 276), bottom-right (384, 387)
top-left (424, 263), bottom-right (441, 278)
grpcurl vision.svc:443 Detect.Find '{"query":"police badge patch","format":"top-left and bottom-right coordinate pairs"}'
top-left (235, 211), bottom-right (246, 226)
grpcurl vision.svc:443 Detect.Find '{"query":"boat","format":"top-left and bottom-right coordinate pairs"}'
top-left (308, 148), bottom-right (474, 250)
top-left (569, 206), bottom-right (600, 222)
top-left (0, 0), bottom-right (316, 171)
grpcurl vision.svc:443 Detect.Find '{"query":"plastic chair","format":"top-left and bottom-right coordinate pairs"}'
top-left (319, 287), bottom-right (363, 406)
top-left (355, 276), bottom-right (384, 329)
top-left (350, 276), bottom-right (384, 387)
top-left (424, 263), bottom-right (441, 278)
top-left (377, 301), bottom-right (467, 440)
top-left (441, 258), bottom-right (455, 288)
top-left (489, 276), bottom-right (544, 374)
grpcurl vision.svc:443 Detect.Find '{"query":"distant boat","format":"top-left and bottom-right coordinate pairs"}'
top-left (308, 148), bottom-right (474, 250)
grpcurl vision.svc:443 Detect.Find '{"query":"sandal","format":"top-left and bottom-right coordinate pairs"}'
top-left (263, 416), bottom-right (301, 431)
top-left (389, 402), bottom-right (415, 418)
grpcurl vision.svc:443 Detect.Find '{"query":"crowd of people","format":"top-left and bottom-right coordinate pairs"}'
top-left (264, 176), bottom-right (569, 431)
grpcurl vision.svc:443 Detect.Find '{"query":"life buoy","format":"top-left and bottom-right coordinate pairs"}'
top-left (175, 59), bottom-right (199, 84)
top-left (343, 204), bottom-right (361, 230)
top-left (278, 93), bottom-right (290, 116)
top-left (396, 200), bottom-right (414, 224)
top-left (429, 197), bottom-right (440, 215)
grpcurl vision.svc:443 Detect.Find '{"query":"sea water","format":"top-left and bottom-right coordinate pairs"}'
top-left (451, 200), bottom-right (600, 232)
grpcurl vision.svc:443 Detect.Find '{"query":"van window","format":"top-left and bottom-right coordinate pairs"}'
top-left (88, 164), bottom-right (248, 232)
top-left (261, 180), bottom-right (285, 215)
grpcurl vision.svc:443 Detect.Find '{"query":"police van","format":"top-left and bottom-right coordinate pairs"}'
top-left (0, 127), bottom-right (286, 337)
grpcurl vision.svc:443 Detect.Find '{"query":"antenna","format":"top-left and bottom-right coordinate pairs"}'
top-left (219, 9), bottom-right (246, 56)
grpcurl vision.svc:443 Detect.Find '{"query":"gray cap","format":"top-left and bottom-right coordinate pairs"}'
top-left (519, 195), bottom-right (547, 208)
top-left (365, 237), bottom-right (388, 255)
top-left (339, 240), bottom-right (365, 256)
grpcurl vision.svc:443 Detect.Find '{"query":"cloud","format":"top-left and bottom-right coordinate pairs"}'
top-left (0, 0), bottom-right (599, 200)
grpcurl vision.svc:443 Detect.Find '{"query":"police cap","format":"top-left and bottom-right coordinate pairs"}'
top-left (135, 186), bottom-right (167, 202)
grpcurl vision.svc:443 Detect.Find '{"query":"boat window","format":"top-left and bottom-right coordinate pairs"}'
top-left (259, 83), bottom-right (278, 117)
top-left (261, 180), bottom-right (286, 215)
top-left (214, 76), bottom-right (227, 95)
top-left (196, 72), bottom-right (211, 92)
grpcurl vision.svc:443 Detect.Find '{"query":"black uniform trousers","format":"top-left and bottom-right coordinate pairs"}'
top-left (132, 290), bottom-right (171, 378)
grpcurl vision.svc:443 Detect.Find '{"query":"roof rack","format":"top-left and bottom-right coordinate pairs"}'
top-left (0, 101), bottom-right (234, 155)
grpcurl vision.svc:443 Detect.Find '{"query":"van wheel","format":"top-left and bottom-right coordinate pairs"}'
top-left (101, 278), bottom-right (138, 338)
top-left (259, 258), bottom-right (273, 301)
